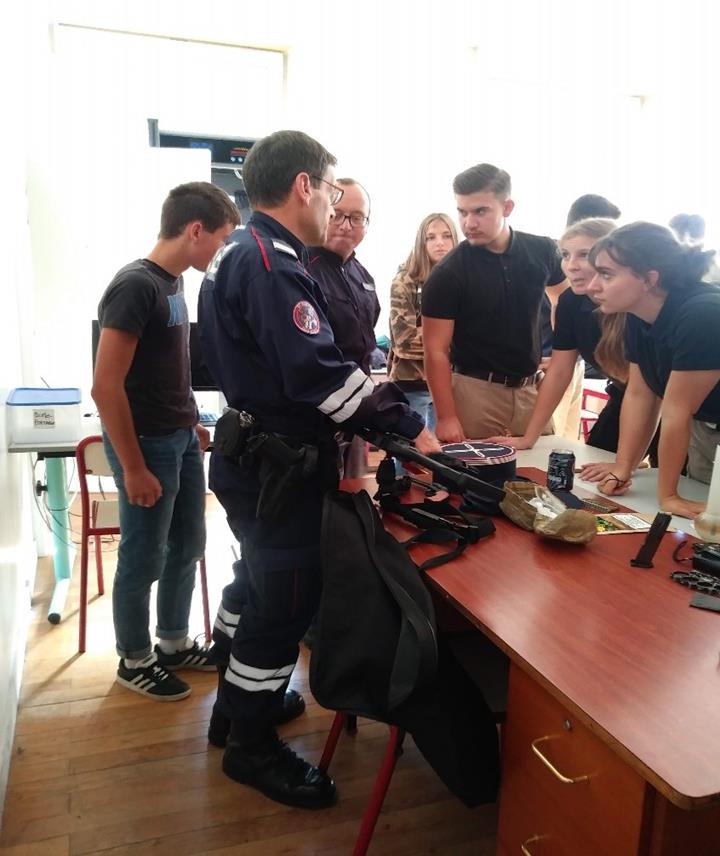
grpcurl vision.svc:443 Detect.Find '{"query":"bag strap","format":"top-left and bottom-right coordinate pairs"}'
top-left (351, 491), bottom-right (438, 710)
top-left (402, 528), bottom-right (470, 570)
top-left (377, 492), bottom-right (495, 541)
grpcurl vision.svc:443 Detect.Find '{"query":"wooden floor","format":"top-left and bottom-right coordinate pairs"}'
top-left (0, 494), bottom-right (497, 855)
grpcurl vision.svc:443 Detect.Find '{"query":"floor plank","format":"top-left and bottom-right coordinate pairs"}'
top-left (1, 495), bottom-right (497, 854)
top-left (0, 836), bottom-right (70, 856)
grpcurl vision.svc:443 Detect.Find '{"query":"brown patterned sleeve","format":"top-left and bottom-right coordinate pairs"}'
top-left (389, 274), bottom-right (424, 360)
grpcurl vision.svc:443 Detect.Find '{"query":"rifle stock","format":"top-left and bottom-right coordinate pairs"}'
top-left (358, 429), bottom-right (506, 501)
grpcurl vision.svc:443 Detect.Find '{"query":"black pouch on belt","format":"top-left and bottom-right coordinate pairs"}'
top-left (213, 408), bottom-right (257, 459)
top-left (251, 433), bottom-right (321, 521)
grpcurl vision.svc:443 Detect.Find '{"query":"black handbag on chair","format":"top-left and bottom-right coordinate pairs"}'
top-left (310, 488), bottom-right (500, 807)
top-left (310, 488), bottom-right (438, 719)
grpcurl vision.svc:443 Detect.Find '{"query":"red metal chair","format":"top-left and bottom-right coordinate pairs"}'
top-left (580, 387), bottom-right (610, 442)
top-left (76, 435), bottom-right (212, 654)
top-left (316, 632), bottom-right (508, 855)
top-left (319, 714), bottom-right (405, 856)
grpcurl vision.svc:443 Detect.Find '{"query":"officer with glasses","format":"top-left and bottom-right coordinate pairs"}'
top-left (308, 178), bottom-right (380, 476)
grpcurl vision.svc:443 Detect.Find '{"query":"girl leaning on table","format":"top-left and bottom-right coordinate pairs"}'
top-left (584, 221), bottom-right (720, 519)
top-left (487, 217), bottom-right (647, 467)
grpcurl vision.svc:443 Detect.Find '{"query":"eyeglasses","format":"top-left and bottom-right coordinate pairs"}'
top-left (330, 212), bottom-right (369, 228)
top-left (312, 176), bottom-right (344, 206)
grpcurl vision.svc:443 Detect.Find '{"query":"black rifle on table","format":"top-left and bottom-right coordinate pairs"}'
top-left (357, 428), bottom-right (506, 502)
top-left (356, 428), bottom-right (503, 547)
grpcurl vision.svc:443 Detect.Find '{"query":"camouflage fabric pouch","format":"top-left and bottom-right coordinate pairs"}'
top-left (500, 481), bottom-right (596, 545)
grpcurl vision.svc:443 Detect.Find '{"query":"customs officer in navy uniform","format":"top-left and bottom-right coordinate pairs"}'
top-left (308, 178), bottom-right (379, 477)
top-left (198, 130), bottom-right (440, 809)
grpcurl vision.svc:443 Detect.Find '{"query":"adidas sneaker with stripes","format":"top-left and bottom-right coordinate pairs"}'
top-left (116, 652), bottom-right (191, 701)
top-left (154, 640), bottom-right (216, 671)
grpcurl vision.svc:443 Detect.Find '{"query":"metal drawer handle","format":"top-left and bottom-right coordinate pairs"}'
top-left (531, 735), bottom-right (590, 784)
top-left (521, 834), bottom-right (544, 854)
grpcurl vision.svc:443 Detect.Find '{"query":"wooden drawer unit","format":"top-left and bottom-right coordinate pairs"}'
top-left (497, 664), bottom-right (649, 856)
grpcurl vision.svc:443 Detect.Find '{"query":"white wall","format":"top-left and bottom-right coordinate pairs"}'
top-left (281, 0), bottom-right (720, 326)
top-left (0, 6), bottom-right (44, 827)
top-left (29, 20), bottom-right (285, 401)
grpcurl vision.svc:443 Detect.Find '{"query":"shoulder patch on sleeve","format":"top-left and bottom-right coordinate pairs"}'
top-left (293, 300), bottom-right (321, 334)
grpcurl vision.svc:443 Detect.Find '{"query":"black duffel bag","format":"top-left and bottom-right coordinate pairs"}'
top-left (310, 488), bottom-right (500, 807)
top-left (310, 488), bottom-right (438, 718)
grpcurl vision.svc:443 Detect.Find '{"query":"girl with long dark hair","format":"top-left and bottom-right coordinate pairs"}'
top-left (587, 221), bottom-right (719, 518)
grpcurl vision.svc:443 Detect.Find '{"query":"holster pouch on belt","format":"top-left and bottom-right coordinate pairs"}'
top-left (214, 409), bottom-right (337, 520)
top-left (213, 408), bottom-right (257, 458)
top-left (250, 433), bottom-right (321, 521)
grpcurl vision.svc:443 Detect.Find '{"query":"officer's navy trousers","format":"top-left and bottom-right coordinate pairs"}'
top-left (209, 454), bottom-right (327, 743)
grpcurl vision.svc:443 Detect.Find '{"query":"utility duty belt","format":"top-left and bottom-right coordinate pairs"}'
top-left (213, 408), bottom-right (337, 520)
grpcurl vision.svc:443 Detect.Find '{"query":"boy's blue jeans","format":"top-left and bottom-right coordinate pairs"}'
top-left (103, 428), bottom-right (206, 659)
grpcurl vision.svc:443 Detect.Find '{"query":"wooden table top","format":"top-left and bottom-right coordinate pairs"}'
top-left (343, 468), bottom-right (720, 809)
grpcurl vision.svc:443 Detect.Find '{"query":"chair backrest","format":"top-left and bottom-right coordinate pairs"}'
top-left (76, 435), bottom-right (119, 535)
top-left (77, 435), bottom-right (114, 478)
top-left (581, 388), bottom-right (610, 416)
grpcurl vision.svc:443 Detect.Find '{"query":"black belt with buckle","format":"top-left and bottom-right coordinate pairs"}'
top-left (454, 367), bottom-right (542, 388)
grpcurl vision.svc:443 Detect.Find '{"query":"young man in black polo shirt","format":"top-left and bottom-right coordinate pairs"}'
top-left (422, 163), bottom-right (566, 441)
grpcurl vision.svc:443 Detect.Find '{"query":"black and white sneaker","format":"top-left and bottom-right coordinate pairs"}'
top-left (116, 653), bottom-right (191, 701)
top-left (154, 640), bottom-right (216, 672)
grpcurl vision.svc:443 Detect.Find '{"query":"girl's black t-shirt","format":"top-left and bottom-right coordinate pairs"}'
top-left (625, 282), bottom-right (720, 423)
top-left (552, 289), bottom-right (602, 368)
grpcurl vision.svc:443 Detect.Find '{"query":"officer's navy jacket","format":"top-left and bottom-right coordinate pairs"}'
top-left (307, 247), bottom-right (380, 375)
top-left (198, 212), bottom-right (423, 442)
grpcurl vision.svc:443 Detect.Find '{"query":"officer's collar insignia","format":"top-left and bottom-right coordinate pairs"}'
top-left (272, 239), bottom-right (298, 260)
top-left (292, 300), bottom-right (321, 335)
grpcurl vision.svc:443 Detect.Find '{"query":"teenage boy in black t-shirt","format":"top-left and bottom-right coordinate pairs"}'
top-left (422, 163), bottom-right (566, 441)
top-left (93, 182), bottom-right (240, 700)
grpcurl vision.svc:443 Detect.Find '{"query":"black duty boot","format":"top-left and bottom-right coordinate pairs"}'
top-left (222, 730), bottom-right (337, 809)
top-left (208, 689), bottom-right (306, 748)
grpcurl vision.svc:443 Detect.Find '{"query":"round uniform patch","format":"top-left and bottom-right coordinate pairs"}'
top-left (292, 300), bottom-right (320, 335)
